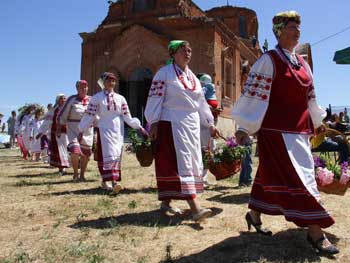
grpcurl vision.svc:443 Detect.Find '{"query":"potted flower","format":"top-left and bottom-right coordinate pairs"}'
top-left (313, 155), bottom-right (350, 195)
top-left (128, 129), bottom-right (153, 167)
top-left (203, 136), bottom-right (247, 180)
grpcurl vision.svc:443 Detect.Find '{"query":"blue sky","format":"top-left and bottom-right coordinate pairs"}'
top-left (1, 0), bottom-right (349, 120)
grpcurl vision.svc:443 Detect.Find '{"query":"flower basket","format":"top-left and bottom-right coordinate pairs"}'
top-left (313, 156), bottom-right (350, 195)
top-left (203, 136), bottom-right (246, 181)
top-left (208, 159), bottom-right (241, 180)
top-left (316, 178), bottom-right (349, 195)
top-left (128, 129), bottom-right (153, 167)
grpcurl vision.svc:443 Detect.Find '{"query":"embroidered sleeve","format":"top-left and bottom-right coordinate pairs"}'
top-left (302, 62), bottom-right (327, 129)
top-left (121, 96), bottom-right (142, 129)
top-left (232, 53), bottom-right (273, 135)
top-left (308, 85), bottom-right (326, 129)
top-left (79, 94), bottom-right (99, 132)
top-left (145, 67), bottom-right (167, 124)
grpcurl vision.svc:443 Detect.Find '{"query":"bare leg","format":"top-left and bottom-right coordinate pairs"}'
top-left (79, 155), bottom-right (89, 181)
top-left (249, 210), bottom-right (262, 224)
top-left (187, 199), bottom-right (201, 214)
top-left (71, 153), bottom-right (80, 180)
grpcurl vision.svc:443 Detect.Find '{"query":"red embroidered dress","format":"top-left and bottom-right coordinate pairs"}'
top-left (145, 63), bottom-right (214, 200)
top-left (79, 90), bottom-right (141, 182)
top-left (39, 106), bottom-right (70, 168)
top-left (232, 48), bottom-right (334, 228)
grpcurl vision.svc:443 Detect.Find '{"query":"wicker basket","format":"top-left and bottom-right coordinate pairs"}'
top-left (135, 144), bottom-right (154, 167)
top-left (316, 178), bottom-right (350, 195)
top-left (209, 159), bottom-right (241, 180)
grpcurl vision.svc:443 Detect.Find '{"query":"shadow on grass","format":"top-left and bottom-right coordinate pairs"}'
top-left (12, 179), bottom-right (96, 187)
top-left (69, 207), bottom-right (223, 230)
top-left (206, 193), bottom-right (250, 205)
top-left (12, 171), bottom-right (59, 178)
top-left (21, 165), bottom-right (53, 169)
top-left (49, 186), bottom-right (158, 196)
top-left (0, 158), bottom-right (24, 164)
top-left (169, 228), bottom-right (339, 262)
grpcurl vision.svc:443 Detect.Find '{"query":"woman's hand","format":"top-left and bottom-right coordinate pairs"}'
top-left (235, 130), bottom-right (250, 145)
top-left (149, 123), bottom-right (158, 141)
top-left (139, 127), bottom-right (149, 137)
top-left (209, 125), bottom-right (220, 138)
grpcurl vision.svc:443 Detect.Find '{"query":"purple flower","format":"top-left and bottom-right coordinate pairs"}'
top-left (313, 156), bottom-right (326, 168)
top-left (341, 161), bottom-right (348, 174)
top-left (225, 137), bottom-right (238, 148)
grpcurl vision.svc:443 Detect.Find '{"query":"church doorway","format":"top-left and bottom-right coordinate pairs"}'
top-left (123, 68), bottom-right (153, 126)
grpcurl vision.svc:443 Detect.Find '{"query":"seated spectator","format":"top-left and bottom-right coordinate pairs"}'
top-left (311, 128), bottom-right (350, 163)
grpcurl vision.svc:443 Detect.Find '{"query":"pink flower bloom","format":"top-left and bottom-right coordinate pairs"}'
top-left (316, 167), bottom-right (334, 186)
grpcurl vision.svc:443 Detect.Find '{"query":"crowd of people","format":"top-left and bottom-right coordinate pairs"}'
top-left (2, 10), bottom-right (343, 255)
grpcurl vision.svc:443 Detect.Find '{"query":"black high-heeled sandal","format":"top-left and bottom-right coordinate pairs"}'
top-left (306, 234), bottom-right (339, 255)
top-left (245, 212), bottom-right (272, 236)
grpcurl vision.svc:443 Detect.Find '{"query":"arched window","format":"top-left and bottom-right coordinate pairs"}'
top-left (132, 0), bottom-right (155, 13)
top-left (239, 16), bottom-right (247, 38)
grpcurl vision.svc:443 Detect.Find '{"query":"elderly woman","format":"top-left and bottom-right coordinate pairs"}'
top-left (145, 40), bottom-right (220, 222)
top-left (232, 11), bottom-right (338, 254)
top-left (37, 94), bottom-right (69, 175)
top-left (79, 72), bottom-right (145, 192)
top-left (57, 80), bottom-right (93, 182)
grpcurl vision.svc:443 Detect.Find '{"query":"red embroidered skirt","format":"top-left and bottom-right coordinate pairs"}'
top-left (49, 133), bottom-right (69, 169)
top-left (249, 130), bottom-right (334, 228)
top-left (95, 128), bottom-right (121, 182)
top-left (155, 121), bottom-right (201, 201)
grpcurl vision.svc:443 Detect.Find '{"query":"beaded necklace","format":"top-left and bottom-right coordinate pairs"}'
top-left (173, 63), bottom-right (196, 91)
top-left (277, 45), bottom-right (302, 70)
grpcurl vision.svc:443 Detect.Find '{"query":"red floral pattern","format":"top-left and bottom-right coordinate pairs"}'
top-left (121, 103), bottom-right (129, 115)
top-left (243, 72), bottom-right (272, 101)
top-left (149, 80), bottom-right (165, 97)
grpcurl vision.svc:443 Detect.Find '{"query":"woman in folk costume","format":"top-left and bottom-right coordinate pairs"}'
top-left (15, 110), bottom-right (29, 160)
top-left (145, 40), bottom-right (220, 222)
top-left (29, 108), bottom-right (45, 161)
top-left (20, 105), bottom-right (36, 159)
top-left (79, 72), bottom-right (145, 192)
top-left (232, 11), bottom-right (339, 254)
top-left (57, 80), bottom-right (93, 182)
top-left (37, 94), bottom-right (70, 175)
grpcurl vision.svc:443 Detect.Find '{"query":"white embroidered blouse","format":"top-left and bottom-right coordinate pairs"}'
top-left (145, 63), bottom-right (214, 127)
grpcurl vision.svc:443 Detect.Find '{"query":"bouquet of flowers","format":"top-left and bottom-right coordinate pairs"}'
top-left (313, 155), bottom-right (350, 195)
top-left (128, 129), bottom-right (153, 167)
top-left (203, 136), bottom-right (247, 180)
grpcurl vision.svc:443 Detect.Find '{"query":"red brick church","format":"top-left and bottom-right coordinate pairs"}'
top-left (79, 0), bottom-right (263, 129)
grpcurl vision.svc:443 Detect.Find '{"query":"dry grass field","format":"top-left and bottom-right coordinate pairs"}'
top-left (0, 147), bottom-right (350, 263)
